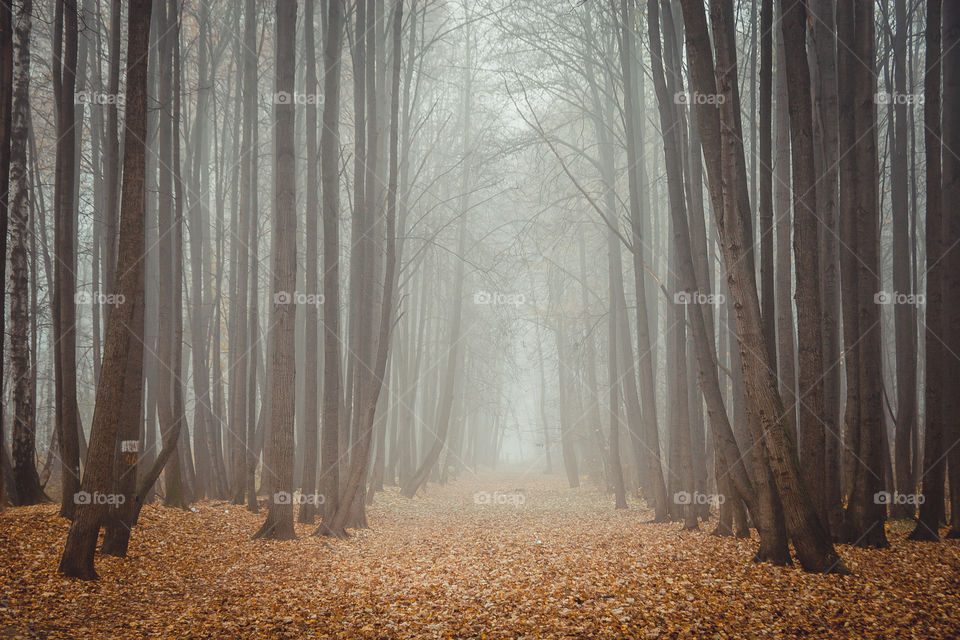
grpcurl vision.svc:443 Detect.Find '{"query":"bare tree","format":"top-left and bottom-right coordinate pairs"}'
top-left (58, 0), bottom-right (153, 580)
top-left (254, 0), bottom-right (298, 541)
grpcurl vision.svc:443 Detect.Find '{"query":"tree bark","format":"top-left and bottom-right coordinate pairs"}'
top-left (254, 0), bottom-right (298, 541)
top-left (908, 0), bottom-right (944, 543)
top-left (58, 0), bottom-right (152, 579)
top-left (679, 0), bottom-right (845, 573)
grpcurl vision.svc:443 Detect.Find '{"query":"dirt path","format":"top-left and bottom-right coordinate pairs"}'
top-left (2, 472), bottom-right (959, 638)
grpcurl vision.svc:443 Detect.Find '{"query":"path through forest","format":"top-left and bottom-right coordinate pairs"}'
top-left (2, 473), bottom-right (959, 638)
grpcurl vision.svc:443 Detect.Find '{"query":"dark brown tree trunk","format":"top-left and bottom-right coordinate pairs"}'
top-left (759, 0), bottom-right (775, 366)
top-left (908, 0), bottom-right (944, 542)
top-left (58, 0), bottom-right (152, 579)
top-left (54, 0), bottom-right (82, 521)
top-left (808, 0), bottom-right (844, 535)
top-left (842, 0), bottom-right (888, 548)
top-left (254, 0), bottom-right (298, 541)
top-left (779, 0), bottom-right (828, 529)
top-left (941, 0), bottom-right (960, 539)
top-left (890, 0), bottom-right (918, 521)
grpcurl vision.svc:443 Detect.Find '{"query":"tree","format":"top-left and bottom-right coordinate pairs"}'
top-left (779, 0), bottom-right (828, 528)
top-left (841, 0), bottom-right (888, 548)
top-left (299, 0), bottom-right (322, 525)
top-left (8, 0), bottom-right (46, 506)
top-left (908, 0), bottom-right (944, 543)
top-left (254, 0), bottom-right (298, 541)
top-left (679, 0), bottom-right (845, 573)
top-left (53, 0), bottom-right (82, 520)
top-left (0, 0), bottom-right (11, 510)
top-left (58, 0), bottom-right (153, 580)
top-left (941, 0), bottom-right (960, 539)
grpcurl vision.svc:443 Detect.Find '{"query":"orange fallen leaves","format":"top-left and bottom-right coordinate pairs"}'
top-left (0, 473), bottom-right (958, 639)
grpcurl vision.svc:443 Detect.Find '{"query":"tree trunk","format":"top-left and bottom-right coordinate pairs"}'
top-left (253, 0), bottom-right (298, 541)
top-left (298, 0), bottom-right (321, 525)
top-left (0, 0), bottom-right (10, 510)
top-left (314, 0), bottom-right (345, 537)
top-left (58, 0), bottom-right (152, 579)
top-left (54, 0), bottom-right (82, 521)
top-left (941, 0), bottom-right (960, 539)
top-left (9, 0), bottom-right (45, 506)
top-left (841, 0), bottom-right (888, 548)
top-left (779, 0), bottom-right (828, 529)
top-left (908, 0), bottom-right (944, 543)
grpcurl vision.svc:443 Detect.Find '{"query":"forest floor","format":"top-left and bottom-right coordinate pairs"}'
top-left (1, 471), bottom-right (959, 639)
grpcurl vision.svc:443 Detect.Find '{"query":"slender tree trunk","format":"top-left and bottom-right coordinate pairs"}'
top-left (941, 0), bottom-right (960, 539)
top-left (616, 0), bottom-right (668, 520)
top-left (680, 0), bottom-right (845, 573)
top-left (909, 0), bottom-right (944, 542)
top-left (889, 0), bottom-right (918, 520)
top-left (299, 0), bottom-right (322, 525)
top-left (779, 0), bottom-right (828, 528)
top-left (842, 0), bottom-right (888, 548)
top-left (315, 0), bottom-right (345, 537)
top-left (0, 0), bottom-right (10, 510)
top-left (9, 0), bottom-right (45, 506)
top-left (254, 0), bottom-right (298, 541)
top-left (54, 0), bottom-right (82, 521)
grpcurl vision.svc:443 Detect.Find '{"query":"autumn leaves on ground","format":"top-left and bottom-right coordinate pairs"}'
top-left (1, 473), bottom-right (957, 640)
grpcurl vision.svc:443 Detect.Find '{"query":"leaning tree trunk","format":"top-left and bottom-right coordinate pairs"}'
top-left (58, 0), bottom-right (152, 580)
top-left (678, 0), bottom-right (845, 573)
